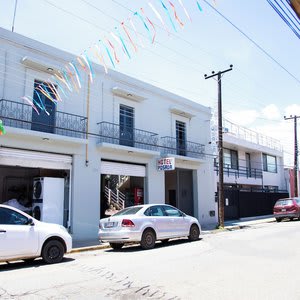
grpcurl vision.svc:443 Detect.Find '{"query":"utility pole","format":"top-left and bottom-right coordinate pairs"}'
top-left (205, 65), bottom-right (233, 228)
top-left (284, 115), bottom-right (299, 197)
top-left (12, 0), bottom-right (18, 32)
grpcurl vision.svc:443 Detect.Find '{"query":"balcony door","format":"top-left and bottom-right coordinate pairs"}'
top-left (119, 104), bottom-right (134, 147)
top-left (31, 80), bottom-right (56, 133)
top-left (176, 121), bottom-right (186, 156)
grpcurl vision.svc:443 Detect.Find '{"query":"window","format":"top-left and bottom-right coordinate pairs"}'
top-left (263, 154), bottom-right (277, 173)
top-left (223, 148), bottom-right (238, 170)
top-left (144, 206), bottom-right (165, 217)
top-left (119, 104), bottom-right (134, 147)
top-left (0, 207), bottom-right (29, 225)
top-left (176, 121), bottom-right (186, 156)
top-left (113, 206), bottom-right (142, 216)
top-left (162, 205), bottom-right (183, 217)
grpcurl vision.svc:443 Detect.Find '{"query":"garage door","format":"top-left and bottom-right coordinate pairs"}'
top-left (0, 148), bottom-right (72, 169)
top-left (101, 161), bottom-right (145, 177)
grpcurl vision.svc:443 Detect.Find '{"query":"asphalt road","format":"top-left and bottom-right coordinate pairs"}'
top-left (1, 220), bottom-right (300, 299)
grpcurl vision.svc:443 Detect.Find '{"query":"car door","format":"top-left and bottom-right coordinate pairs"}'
top-left (162, 205), bottom-right (190, 237)
top-left (0, 207), bottom-right (39, 259)
top-left (145, 206), bottom-right (170, 239)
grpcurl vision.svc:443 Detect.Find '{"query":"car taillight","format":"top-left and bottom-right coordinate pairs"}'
top-left (121, 219), bottom-right (135, 227)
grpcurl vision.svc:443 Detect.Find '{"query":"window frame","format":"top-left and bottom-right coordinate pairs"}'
top-left (262, 153), bottom-right (277, 173)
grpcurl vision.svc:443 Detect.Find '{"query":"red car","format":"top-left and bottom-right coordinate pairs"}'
top-left (273, 197), bottom-right (300, 222)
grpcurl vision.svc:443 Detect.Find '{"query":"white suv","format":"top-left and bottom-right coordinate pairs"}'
top-left (0, 204), bottom-right (72, 264)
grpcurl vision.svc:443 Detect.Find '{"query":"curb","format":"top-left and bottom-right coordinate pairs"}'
top-left (71, 244), bottom-right (110, 253)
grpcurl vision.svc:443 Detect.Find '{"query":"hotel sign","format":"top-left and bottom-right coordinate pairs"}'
top-left (157, 157), bottom-right (175, 171)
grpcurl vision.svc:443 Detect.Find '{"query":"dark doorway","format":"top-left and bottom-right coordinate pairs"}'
top-left (31, 80), bottom-right (56, 133)
top-left (119, 104), bottom-right (134, 147)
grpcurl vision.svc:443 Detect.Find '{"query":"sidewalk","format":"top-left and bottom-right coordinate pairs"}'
top-left (71, 215), bottom-right (276, 253)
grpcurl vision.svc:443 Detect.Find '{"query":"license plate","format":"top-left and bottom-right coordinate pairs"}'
top-left (281, 209), bottom-right (286, 212)
top-left (104, 222), bottom-right (117, 228)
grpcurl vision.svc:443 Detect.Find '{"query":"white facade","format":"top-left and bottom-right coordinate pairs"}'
top-left (0, 28), bottom-right (216, 241)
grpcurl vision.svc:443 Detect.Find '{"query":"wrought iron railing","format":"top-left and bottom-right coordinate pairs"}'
top-left (0, 98), bottom-right (87, 139)
top-left (160, 136), bottom-right (205, 159)
top-left (98, 121), bottom-right (159, 151)
top-left (214, 162), bottom-right (263, 179)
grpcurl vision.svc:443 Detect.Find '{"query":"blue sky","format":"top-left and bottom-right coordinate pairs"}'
top-left (1, 0), bottom-right (300, 166)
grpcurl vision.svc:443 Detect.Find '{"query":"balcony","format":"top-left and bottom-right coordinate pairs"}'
top-left (98, 121), bottom-right (159, 151)
top-left (0, 98), bottom-right (87, 139)
top-left (160, 136), bottom-right (205, 159)
top-left (214, 163), bottom-right (263, 179)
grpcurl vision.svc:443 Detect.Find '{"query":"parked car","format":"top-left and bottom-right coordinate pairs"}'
top-left (98, 204), bottom-right (201, 250)
top-left (273, 197), bottom-right (300, 222)
top-left (0, 204), bottom-right (72, 264)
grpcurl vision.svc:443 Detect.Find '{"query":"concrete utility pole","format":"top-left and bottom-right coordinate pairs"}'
top-left (12, 0), bottom-right (18, 32)
top-left (284, 115), bottom-right (299, 197)
top-left (205, 65), bottom-right (233, 228)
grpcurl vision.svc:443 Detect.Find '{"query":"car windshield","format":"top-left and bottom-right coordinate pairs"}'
top-left (112, 206), bottom-right (143, 216)
top-left (275, 199), bottom-right (293, 206)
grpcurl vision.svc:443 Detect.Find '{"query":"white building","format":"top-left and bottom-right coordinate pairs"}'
top-left (215, 118), bottom-right (288, 220)
top-left (0, 28), bottom-right (216, 242)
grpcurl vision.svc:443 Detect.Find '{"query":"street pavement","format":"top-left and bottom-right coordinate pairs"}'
top-left (1, 218), bottom-right (300, 299)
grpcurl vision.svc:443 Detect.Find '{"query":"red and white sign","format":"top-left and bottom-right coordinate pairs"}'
top-left (157, 157), bottom-right (175, 171)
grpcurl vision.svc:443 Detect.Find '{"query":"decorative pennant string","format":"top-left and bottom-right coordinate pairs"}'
top-left (177, 0), bottom-right (192, 22)
top-left (121, 21), bottom-right (138, 52)
top-left (0, 119), bottom-right (6, 135)
top-left (159, 0), bottom-right (177, 32)
top-left (38, 84), bottom-right (58, 103)
top-left (61, 70), bottom-right (74, 92)
top-left (69, 62), bottom-right (82, 89)
top-left (47, 82), bottom-right (62, 102)
top-left (148, 1), bottom-right (170, 34)
top-left (140, 7), bottom-right (157, 43)
top-left (110, 31), bottom-right (128, 58)
top-left (93, 45), bottom-right (108, 73)
top-left (168, 1), bottom-right (184, 28)
top-left (99, 39), bottom-right (116, 68)
top-left (134, 11), bottom-right (153, 43)
top-left (52, 76), bottom-right (69, 99)
top-left (55, 71), bottom-right (71, 91)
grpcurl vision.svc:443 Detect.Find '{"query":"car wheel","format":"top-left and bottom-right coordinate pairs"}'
top-left (276, 218), bottom-right (282, 222)
top-left (141, 229), bottom-right (156, 250)
top-left (189, 224), bottom-right (200, 241)
top-left (42, 240), bottom-right (65, 264)
top-left (109, 243), bottom-right (124, 250)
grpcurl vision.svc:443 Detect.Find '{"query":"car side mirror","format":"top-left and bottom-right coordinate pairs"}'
top-left (27, 218), bottom-right (35, 226)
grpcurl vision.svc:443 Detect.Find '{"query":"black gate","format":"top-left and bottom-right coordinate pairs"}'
top-left (224, 189), bottom-right (289, 220)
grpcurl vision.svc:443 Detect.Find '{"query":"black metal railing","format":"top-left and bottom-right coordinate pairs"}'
top-left (0, 98), bottom-right (87, 139)
top-left (97, 121), bottom-right (159, 151)
top-left (160, 136), bottom-right (205, 159)
top-left (214, 162), bottom-right (263, 179)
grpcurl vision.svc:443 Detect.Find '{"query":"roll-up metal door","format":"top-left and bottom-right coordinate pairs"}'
top-left (0, 148), bottom-right (72, 169)
top-left (101, 161), bottom-right (145, 177)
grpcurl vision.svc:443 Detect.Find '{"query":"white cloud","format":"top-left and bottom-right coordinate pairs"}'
top-left (284, 104), bottom-right (300, 117)
top-left (261, 104), bottom-right (281, 120)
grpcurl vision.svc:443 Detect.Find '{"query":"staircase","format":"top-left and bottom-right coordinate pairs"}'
top-left (104, 184), bottom-right (126, 211)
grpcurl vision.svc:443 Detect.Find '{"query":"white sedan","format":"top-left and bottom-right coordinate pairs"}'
top-left (99, 204), bottom-right (201, 250)
top-left (0, 204), bottom-right (72, 264)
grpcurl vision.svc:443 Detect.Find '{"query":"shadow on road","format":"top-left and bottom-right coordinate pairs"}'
top-left (0, 257), bottom-right (75, 272)
top-left (104, 237), bottom-right (203, 253)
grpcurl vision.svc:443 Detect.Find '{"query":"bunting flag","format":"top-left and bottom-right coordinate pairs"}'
top-left (69, 62), bottom-right (82, 89)
top-left (177, 0), bottom-right (192, 22)
top-left (115, 27), bottom-right (131, 59)
top-left (129, 17), bottom-right (145, 48)
top-left (0, 119), bottom-right (6, 135)
top-left (82, 52), bottom-right (95, 82)
top-left (160, 0), bottom-right (177, 32)
top-left (140, 7), bottom-right (156, 43)
top-left (121, 21), bottom-right (138, 52)
top-left (148, 1), bottom-right (170, 34)
top-left (34, 90), bottom-right (48, 114)
top-left (93, 45), bottom-right (108, 73)
top-left (21, 96), bottom-right (40, 115)
top-left (168, 1), bottom-right (184, 28)
top-left (196, 1), bottom-right (203, 11)
top-left (134, 11), bottom-right (153, 43)
top-left (106, 38), bottom-right (120, 64)
top-left (99, 39), bottom-right (116, 68)
top-left (65, 65), bottom-right (80, 93)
